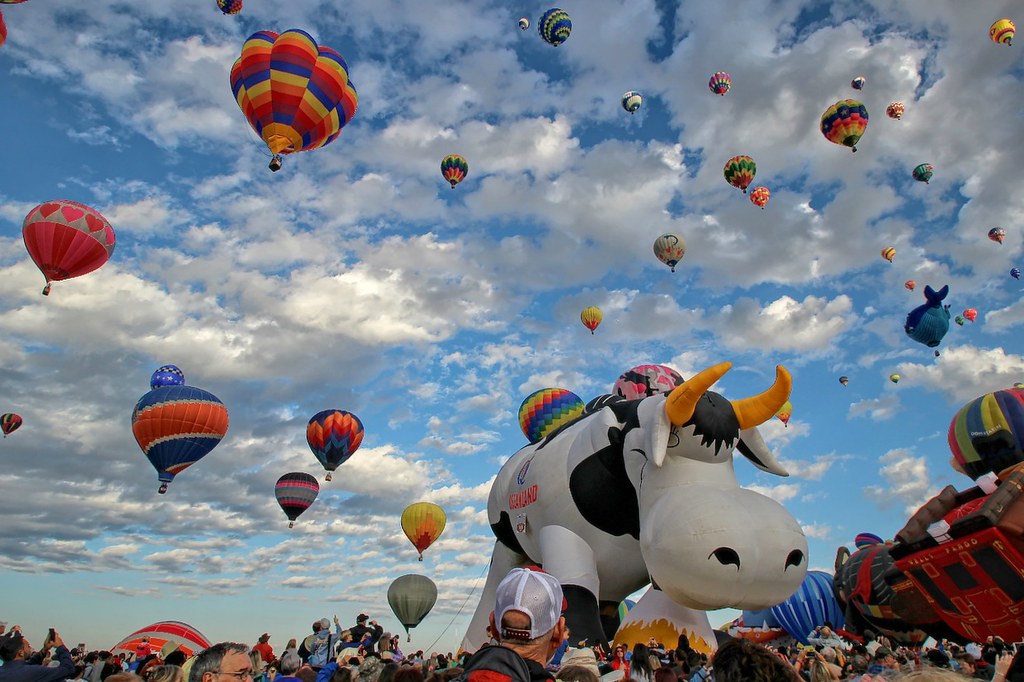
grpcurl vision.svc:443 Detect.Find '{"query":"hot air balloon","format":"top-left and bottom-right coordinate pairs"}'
top-left (538, 8), bottom-right (571, 47)
top-left (401, 502), bottom-right (447, 560)
top-left (820, 99), bottom-right (868, 152)
top-left (724, 155), bottom-right (756, 193)
top-left (0, 9), bottom-right (6, 49)
top-left (216, 0), bottom-right (242, 14)
top-left (775, 400), bottom-right (793, 427)
top-left (770, 571), bottom-right (845, 645)
top-left (580, 306), bottom-right (602, 334)
top-left (851, 76), bottom-right (866, 90)
top-left (749, 186), bottom-right (770, 209)
top-left (388, 574), bottom-right (438, 641)
top-left (963, 308), bottom-right (978, 322)
top-left (519, 388), bottom-right (584, 443)
top-left (1, 413), bottom-right (22, 437)
top-left (111, 621), bottom-right (212, 659)
top-left (886, 102), bottom-right (904, 120)
top-left (132, 385), bottom-right (229, 494)
top-left (955, 315), bottom-right (965, 326)
top-left (1011, 268), bottom-right (1021, 280)
top-left (441, 154), bottom-right (468, 189)
top-left (306, 410), bottom-right (364, 481)
top-left (834, 544), bottom-right (929, 645)
top-left (949, 387), bottom-right (1024, 480)
top-left (990, 19), bottom-right (1015, 45)
top-left (989, 227), bottom-right (1006, 244)
top-left (839, 376), bottom-right (849, 387)
top-left (230, 29), bottom-right (358, 172)
top-left (0, 1), bottom-right (29, 4)
top-left (613, 364), bottom-right (684, 400)
top-left (854, 532), bottom-right (884, 550)
top-left (150, 365), bottom-right (185, 390)
top-left (518, 17), bottom-right (529, 30)
top-left (881, 246), bottom-right (896, 263)
top-left (912, 163), bottom-right (933, 184)
top-left (653, 233), bottom-right (686, 272)
top-left (621, 91), bottom-right (642, 114)
top-left (905, 280), bottom-right (916, 291)
top-left (275, 472), bottom-right (319, 528)
top-left (890, 374), bottom-right (900, 384)
top-left (708, 71), bottom-right (731, 95)
top-left (22, 200), bottom-right (116, 296)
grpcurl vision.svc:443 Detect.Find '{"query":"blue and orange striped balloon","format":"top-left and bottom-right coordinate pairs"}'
top-left (132, 386), bottom-right (230, 493)
top-left (948, 388), bottom-right (1024, 480)
top-left (306, 409), bottom-right (364, 480)
top-left (519, 388), bottom-right (584, 443)
top-left (275, 472), bottom-right (319, 528)
top-left (230, 29), bottom-right (358, 169)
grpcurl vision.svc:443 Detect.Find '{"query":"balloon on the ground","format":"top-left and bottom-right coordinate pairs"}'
top-left (110, 621), bottom-right (211, 659)
top-left (775, 400), bottom-right (793, 427)
top-left (912, 163), bottom-right (934, 184)
top-left (1, 413), bottom-right (22, 437)
top-left (613, 364), bottom-right (684, 400)
top-left (307, 410), bottom-right (364, 481)
top-left (834, 544), bottom-right (928, 645)
top-left (401, 502), bottom-right (447, 560)
top-left (890, 374), bottom-right (900, 384)
top-left (216, 0), bottom-right (241, 14)
top-left (839, 376), bottom-right (849, 387)
top-left (132, 386), bottom-right (229, 494)
top-left (881, 246), bottom-right (896, 263)
top-left (724, 155), bottom-right (756, 193)
top-left (518, 17), bottom-right (529, 30)
top-left (441, 154), bottom-right (468, 189)
top-left (538, 8), bottom-right (571, 46)
top-left (989, 227), bottom-right (1006, 244)
top-left (855, 532), bottom-right (884, 549)
top-left (821, 99), bottom-right (868, 152)
top-left (22, 200), bottom-right (116, 296)
top-left (709, 71), bottom-right (731, 95)
top-left (905, 280), bottom-right (915, 291)
top-left (770, 570), bottom-right (845, 644)
top-left (963, 308), bottom-right (978, 322)
top-left (990, 19), bottom-right (1015, 45)
top-left (1012, 268), bottom-right (1021, 280)
top-left (886, 102), bottom-right (905, 119)
top-left (519, 388), bottom-right (584, 443)
top-left (580, 306), bottom-right (602, 334)
top-left (905, 284), bottom-right (950, 349)
top-left (948, 387), bottom-right (1024, 480)
top-left (622, 90), bottom-right (642, 114)
top-left (388, 574), bottom-right (438, 641)
top-left (749, 186), bottom-right (770, 209)
top-left (275, 472), bottom-right (319, 528)
top-left (614, 588), bottom-right (717, 655)
top-left (851, 76), bottom-right (866, 90)
top-left (150, 365), bottom-right (185, 390)
top-left (653, 233), bottom-right (686, 272)
top-left (230, 29), bottom-right (358, 172)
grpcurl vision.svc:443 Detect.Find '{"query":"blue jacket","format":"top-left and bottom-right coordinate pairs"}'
top-left (0, 646), bottom-right (75, 682)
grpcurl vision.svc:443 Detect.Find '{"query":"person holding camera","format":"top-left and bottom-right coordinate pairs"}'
top-left (0, 628), bottom-right (75, 682)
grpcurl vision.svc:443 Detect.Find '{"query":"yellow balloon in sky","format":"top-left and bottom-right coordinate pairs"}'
top-left (401, 502), bottom-right (446, 561)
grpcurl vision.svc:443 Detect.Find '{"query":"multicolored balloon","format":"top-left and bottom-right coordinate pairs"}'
top-left (150, 365), bottom-right (185, 390)
top-left (518, 17), bottom-right (529, 30)
top-left (622, 90), bottom-right (642, 114)
top-left (949, 387), bottom-right (1024, 479)
top-left (306, 410), bottom-right (364, 481)
top-left (132, 386), bottom-right (229, 494)
top-left (963, 308), bottom-right (978, 322)
top-left (401, 502), bottom-right (447, 560)
top-left (215, 0), bottom-right (242, 14)
top-left (538, 8), bottom-right (571, 47)
top-left (775, 400), bottom-right (793, 427)
top-left (989, 227), bottom-right (1006, 244)
top-left (580, 306), bottom-right (602, 334)
top-left (441, 154), bottom-right (468, 189)
top-left (912, 163), bottom-right (934, 184)
top-left (820, 99), bottom-right (868, 152)
top-left (723, 155), bottom-right (756, 193)
top-left (886, 102), bottom-right (904, 120)
top-left (890, 374), bottom-right (901, 384)
top-left (275, 472), bottom-right (319, 528)
top-left (854, 532), bottom-right (884, 549)
top-left (905, 280), bottom-right (916, 291)
top-left (770, 570), bottom-right (845, 645)
top-left (653, 233), bottom-right (686, 272)
top-left (749, 186), bottom-right (770, 209)
top-left (708, 71), bottom-right (731, 96)
top-left (839, 376), bottom-right (849, 387)
top-left (851, 76), bottom-right (866, 90)
top-left (613, 364), bottom-right (684, 401)
top-left (881, 246), bottom-right (896, 263)
top-left (518, 388), bottom-right (584, 443)
top-left (22, 200), bottom-right (116, 296)
top-left (990, 18), bottom-right (1015, 46)
top-left (230, 29), bottom-right (358, 172)
top-left (1012, 268), bottom-right (1021, 280)
top-left (1, 413), bottom-right (22, 437)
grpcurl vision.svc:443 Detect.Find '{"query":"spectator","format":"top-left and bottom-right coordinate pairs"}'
top-left (711, 639), bottom-right (800, 682)
top-left (136, 643), bottom-right (154, 662)
top-left (553, 667), bottom-right (597, 682)
top-left (0, 629), bottom-right (76, 682)
top-left (310, 621), bottom-right (341, 669)
top-left (347, 620), bottom-right (382, 654)
top-left (188, 644), bottom-right (252, 682)
top-left (275, 654), bottom-right (302, 682)
top-left (148, 668), bottom-right (183, 682)
top-left (253, 639), bottom-right (274, 668)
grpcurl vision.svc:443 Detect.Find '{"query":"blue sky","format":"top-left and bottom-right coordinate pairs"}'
top-left (0, 0), bottom-right (1022, 655)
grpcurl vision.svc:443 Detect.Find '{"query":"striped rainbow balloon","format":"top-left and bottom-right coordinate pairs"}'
top-left (519, 388), bottom-right (584, 443)
top-left (948, 388), bottom-right (1024, 479)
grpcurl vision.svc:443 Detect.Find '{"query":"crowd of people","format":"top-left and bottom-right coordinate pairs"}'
top-left (1, 569), bottom-right (1023, 682)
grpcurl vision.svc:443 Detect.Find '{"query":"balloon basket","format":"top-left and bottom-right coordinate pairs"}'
top-left (42, 283), bottom-right (51, 296)
top-left (269, 155), bottom-right (283, 172)
top-left (289, 521), bottom-right (295, 529)
top-left (325, 472), bottom-right (333, 482)
top-left (418, 555), bottom-right (423, 562)
top-left (158, 483), bottom-right (168, 494)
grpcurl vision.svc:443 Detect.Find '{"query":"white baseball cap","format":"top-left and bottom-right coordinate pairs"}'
top-left (494, 567), bottom-right (565, 641)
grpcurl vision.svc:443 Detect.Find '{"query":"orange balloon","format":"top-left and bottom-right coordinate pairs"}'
top-left (401, 502), bottom-right (446, 560)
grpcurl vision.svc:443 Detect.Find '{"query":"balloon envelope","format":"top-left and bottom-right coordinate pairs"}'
top-left (854, 532), bottom-right (884, 549)
top-left (708, 71), bottom-right (731, 95)
top-left (886, 102), bottom-right (904, 119)
top-left (276, 472), bottom-right (319, 526)
top-left (990, 18), bottom-right (1015, 45)
top-left (653, 233), bottom-right (686, 272)
top-left (388, 574), bottom-right (438, 638)
top-left (770, 570), bottom-right (845, 644)
top-left (519, 388), bottom-right (584, 443)
top-left (150, 365), bottom-right (185, 390)
top-left (441, 154), bottom-right (468, 189)
top-left (775, 400), bottom-right (793, 426)
top-left (820, 99), bottom-right (868, 152)
top-left (580, 306), bottom-right (602, 334)
top-left (307, 409), bottom-right (364, 478)
top-left (1, 413), bottom-right (22, 437)
top-left (0, 9), bottom-right (6, 49)
top-left (614, 364), bottom-right (684, 401)
top-left (912, 163), bottom-right (934, 184)
top-left (22, 200), bottom-right (116, 295)
top-left (723, 155), bottom-right (756, 193)
top-left (401, 502), bottom-right (447, 559)
top-left (989, 227), bottom-right (1006, 244)
top-left (1012, 268), bottom-right (1022, 280)
top-left (216, 0), bottom-right (242, 13)
top-left (948, 388), bottom-right (1024, 480)
top-left (110, 621), bottom-right (211, 658)
top-left (839, 376), bottom-right (849, 387)
top-left (851, 76), bottom-right (866, 90)
top-left (622, 91), bottom-right (642, 113)
top-left (538, 8), bottom-right (571, 46)
top-left (749, 186), bottom-right (770, 209)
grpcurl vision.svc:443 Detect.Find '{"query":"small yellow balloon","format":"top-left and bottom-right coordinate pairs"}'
top-left (401, 502), bottom-right (446, 561)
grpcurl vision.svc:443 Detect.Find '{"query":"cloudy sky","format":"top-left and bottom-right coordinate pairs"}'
top-left (0, 0), bottom-right (1022, 655)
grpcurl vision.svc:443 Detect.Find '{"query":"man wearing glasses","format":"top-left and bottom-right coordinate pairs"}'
top-left (188, 644), bottom-right (253, 682)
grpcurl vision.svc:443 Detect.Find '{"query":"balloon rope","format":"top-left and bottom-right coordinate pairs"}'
top-left (423, 562), bottom-right (489, 654)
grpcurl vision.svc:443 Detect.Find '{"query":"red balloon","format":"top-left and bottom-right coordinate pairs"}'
top-left (22, 200), bottom-right (116, 295)
top-left (0, 9), bottom-right (7, 49)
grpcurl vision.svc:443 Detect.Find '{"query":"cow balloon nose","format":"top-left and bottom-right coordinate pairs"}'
top-left (710, 547), bottom-right (741, 568)
top-left (785, 549), bottom-right (804, 569)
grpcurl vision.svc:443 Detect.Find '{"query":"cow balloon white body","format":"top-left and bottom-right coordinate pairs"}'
top-left (461, 363), bottom-right (808, 651)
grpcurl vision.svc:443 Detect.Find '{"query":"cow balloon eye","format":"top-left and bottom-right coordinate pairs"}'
top-left (785, 549), bottom-right (805, 569)
top-left (709, 547), bottom-right (740, 568)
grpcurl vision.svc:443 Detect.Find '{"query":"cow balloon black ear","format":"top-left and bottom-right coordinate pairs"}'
top-left (785, 549), bottom-right (805, 569)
